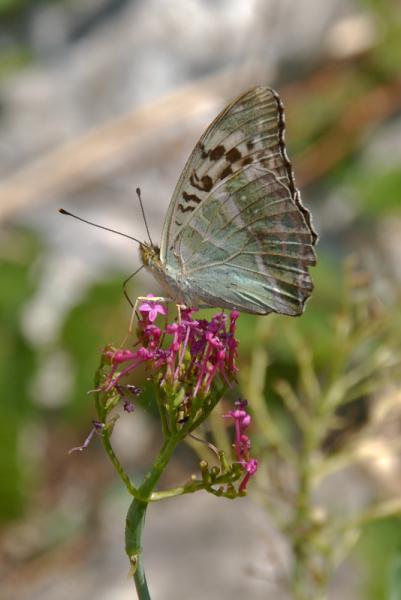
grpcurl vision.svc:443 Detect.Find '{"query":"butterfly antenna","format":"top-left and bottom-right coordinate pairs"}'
top-left (136, 187), bottom-right (154, 246)
top-left (122, 265), bottom-right (144, 308)
top-left (58, 208), bottom-right (142, 245)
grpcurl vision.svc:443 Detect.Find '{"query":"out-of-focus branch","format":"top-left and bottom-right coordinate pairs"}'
top-left (1, 62), bottom-right (400, 221)
top-left (0, 72), bottom-right (240, 220)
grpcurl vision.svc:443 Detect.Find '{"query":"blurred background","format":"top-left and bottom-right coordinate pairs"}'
top-left (0, 0), bottom-right (401, 598)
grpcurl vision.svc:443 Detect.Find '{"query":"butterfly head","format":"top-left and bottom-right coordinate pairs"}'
top-left (139, 241), bottom-right (183, 303)
top-left (139, 242), bottom-right (161, 269)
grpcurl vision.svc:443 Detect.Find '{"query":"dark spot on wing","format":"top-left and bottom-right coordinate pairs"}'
top-left (189, 173), bottom-right (213, 192)
top-left (200, 143), bottom-right (208, 159)
top-left (177, 203), bottom-right (196, 213)
top-left (226, 147), bottom-right (242, 163)
top-left (246, 141), bottom-right (254, 151)
top-left (190, 173), bottom-right (204, 191)
top-left (209, 145), bottom-right (225, 161)
top-left (219, 165), bottom-right (233, 180)
top-left (182, 191), bottom-right (202, 204)
top-left (201, 175), bottom-right (213, 191)
top-left (241, 156), bottom-right (253, 166)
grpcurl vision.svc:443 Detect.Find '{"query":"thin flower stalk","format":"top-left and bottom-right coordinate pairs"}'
top-left (74, 297), bottom-right (258, 599)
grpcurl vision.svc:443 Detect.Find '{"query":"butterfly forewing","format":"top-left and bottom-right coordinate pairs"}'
top-left (163, 89), bottom-right (282, 249)
top-left (159, 86), bottom-right (317, 315)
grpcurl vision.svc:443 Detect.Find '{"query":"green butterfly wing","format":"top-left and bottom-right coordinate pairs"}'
top-left (160, 86), bottom-right (317, 315)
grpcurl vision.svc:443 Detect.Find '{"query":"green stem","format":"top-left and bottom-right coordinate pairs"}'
top-left (291, 426), bottom-right (332, 600)
top-left (125, 434), bottom-right (182, 599)
top-left (126, 499), bottom-right (150, 600)
top-left (150, 480), bottom-right (205, 500)
top-left (155, 386), bottom-right (170, 438)
top-left (93, 359), bottom-right (139, 497)
top-left (101, 428), bottom-right (138, 496)
top-left (292, 451), bottom-right (313, 599)
top-left (291, 420), bottom-right (325, 600)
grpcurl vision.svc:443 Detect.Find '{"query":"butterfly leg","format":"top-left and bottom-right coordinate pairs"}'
top-left (176, 304), bottom-right (187, 324)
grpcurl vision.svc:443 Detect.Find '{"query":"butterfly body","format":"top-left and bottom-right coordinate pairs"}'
top-left (139, 241), bottom-right (191, 305)
top-left (141, 86), bottom-right (317, 315)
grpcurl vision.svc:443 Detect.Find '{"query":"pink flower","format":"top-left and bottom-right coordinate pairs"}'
top-left (239, 458), bottom-right (259, 493)
top-left (138, 295), bottom-right (167, 323)
top-left (224, 399), bottom-right (258, 491)
top-left (101, 305), bottom-right (239, 413)
top-left (105, 348), bottom-right (137, 364)
top-left (91, 300), bottom-right (258, 495)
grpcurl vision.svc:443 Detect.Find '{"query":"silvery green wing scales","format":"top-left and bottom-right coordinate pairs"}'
top-left (139, 86), bottom-right (317, 315)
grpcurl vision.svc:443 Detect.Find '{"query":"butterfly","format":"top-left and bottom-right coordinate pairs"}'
top-left (140, 86), bottom-right (317, 315)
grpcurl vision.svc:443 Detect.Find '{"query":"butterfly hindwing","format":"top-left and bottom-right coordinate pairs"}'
top-left (159, 86), bottom-right (317, 315)
top-left (177, 164), bottom-right (315, 314)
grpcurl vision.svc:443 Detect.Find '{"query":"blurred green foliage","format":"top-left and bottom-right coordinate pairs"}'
top-left (389, 553), bottom-right (401, 600)
top-left (0, 227), bottom-right (39, 521)
top-left (61, 277), bottom-right (162, 424)
top-left (343, 165), bottom-right (401, 216)
top-left (0, 0), bottom-right (28, 16)
top-left (240, 257), bottom-right (401, 598)
top-left (359, 0), bottom-right (401, 78)
top-left (0, 227), bottom-right (139, 522)
top-left (0, 46), bottom-right (31, 78)
top-left (0, 0), bottom-right (62, 80)
top-left (359, 518), bottom-right (401, 600)
top-left (0, 0), bottom-right (61, 18)
top-left (61, 274), bottom-right (130, 421)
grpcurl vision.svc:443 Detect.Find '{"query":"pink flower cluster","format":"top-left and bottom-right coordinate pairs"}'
top-left (224, 399), bottom-right (258, 492)
top-left (103, 297), bottom-right (239, 401)
top-left (73, 296), bottom-right (257, 492)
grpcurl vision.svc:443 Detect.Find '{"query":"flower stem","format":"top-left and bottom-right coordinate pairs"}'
top-left (101, 427), bottom-right (137, 496)
top-left (126, 498), bottom-right (150, 600)
top-left (290, 407), bottom-right (330, 600)
top-left (125, 434), bottom-right (182, 599)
